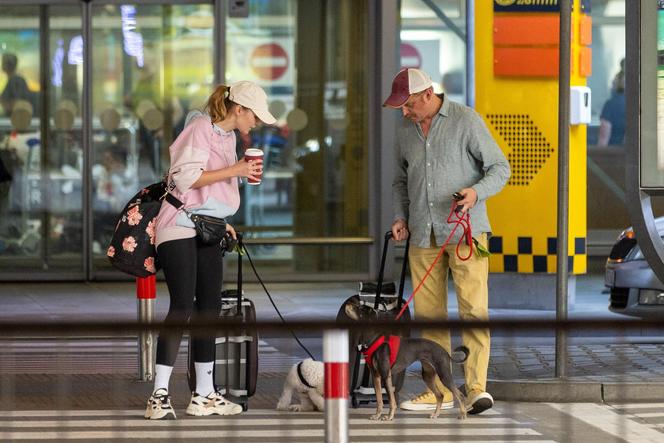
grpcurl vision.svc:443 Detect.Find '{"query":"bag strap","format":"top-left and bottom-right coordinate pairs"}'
top-left (164, 193), bottom-right (184, 210)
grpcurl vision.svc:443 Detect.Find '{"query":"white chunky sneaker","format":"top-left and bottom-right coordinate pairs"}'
top-left (186, 391), bottom-right (243, 416)
top-left (144, 388), bottom-right (176, 420)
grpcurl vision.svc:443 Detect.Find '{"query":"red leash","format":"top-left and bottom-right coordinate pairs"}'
top-left (395, 202), bottom-right (473, 321)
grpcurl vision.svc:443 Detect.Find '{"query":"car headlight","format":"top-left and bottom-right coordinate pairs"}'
top-left (638, 289), bottom-right (664, 305)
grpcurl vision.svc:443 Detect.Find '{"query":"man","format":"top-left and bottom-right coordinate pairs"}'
top-left (1, 53), bottom-right (34, 116)
top-left (385, 68), bottom-right (510, 415)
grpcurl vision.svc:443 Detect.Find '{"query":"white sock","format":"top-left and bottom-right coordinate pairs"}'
top-left (195, 361), bottom-right (215, 396)
top-left (153, 364), bottom-right (173, 393)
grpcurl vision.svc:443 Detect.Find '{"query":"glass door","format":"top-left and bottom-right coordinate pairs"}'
top-left (0, 3), bottom-right (84, 278)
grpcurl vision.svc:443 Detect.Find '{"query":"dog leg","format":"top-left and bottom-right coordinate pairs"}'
top-left (290, 393), bottom-right (314, 412)
top-left (276, 382), bottom-right (295, 411)
top-left (383, 369), bottom-right (397, 421)
top-left (369, 371), bottom-right (383, 421)
top-left (421, 362), bottom-right (444, 419)
top-left (308, 390), bottom-right (325, 412)
top-left (451, 386), bottom-right (467, 420)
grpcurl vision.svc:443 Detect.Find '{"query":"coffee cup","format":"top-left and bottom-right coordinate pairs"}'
top-left (244, 148), bottom-right (264, 185)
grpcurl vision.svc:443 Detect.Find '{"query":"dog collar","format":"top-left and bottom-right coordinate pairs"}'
top-left (296, 361), bottom-right (316, 389)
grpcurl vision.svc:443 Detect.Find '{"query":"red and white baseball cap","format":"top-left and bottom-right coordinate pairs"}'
top-left (383, 68), bottom-right (433, 108)
top-left (229, 80), bottom-right (277, 125)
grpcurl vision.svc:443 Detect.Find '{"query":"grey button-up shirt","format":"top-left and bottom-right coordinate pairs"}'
top-left (392, 95), bottom-right (510, 248)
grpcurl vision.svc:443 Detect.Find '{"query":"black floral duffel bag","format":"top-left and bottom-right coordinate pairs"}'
top-left (107, 181), bottom-right (166, 277)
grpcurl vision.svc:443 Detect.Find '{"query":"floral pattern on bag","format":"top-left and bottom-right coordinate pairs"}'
top-left (127, 205), bottom-right (143, 226)
top-left (108, 180), bottom-right (165, 277)
top-left (122, 236), bottom-right (137, 252)
top-left (143, 256), bottom-right (156, 273)
top-left (146, 219), bottom-right (156, 245)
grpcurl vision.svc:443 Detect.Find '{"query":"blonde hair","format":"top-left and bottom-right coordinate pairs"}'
top-left (205, 84), bottom-right (236, 123)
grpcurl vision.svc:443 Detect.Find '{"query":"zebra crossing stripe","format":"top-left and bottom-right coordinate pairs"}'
top-left (0, 428), bottom-right (542, 440)
top-left (548, 403), bottom-right (664, 442)
top-left (0, 417), bottom-right (521, 427)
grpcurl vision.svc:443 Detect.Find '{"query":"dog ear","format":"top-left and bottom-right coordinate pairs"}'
top-left (344, 303), bottom-right (360, 321)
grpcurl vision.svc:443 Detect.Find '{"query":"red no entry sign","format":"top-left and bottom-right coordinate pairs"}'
top-left (250, 43), bottom-right (289, 81)
top-left (400, 43), bottom-right (422, 69)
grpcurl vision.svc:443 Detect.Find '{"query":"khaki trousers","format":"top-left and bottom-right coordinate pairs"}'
top-left (408, 231), bottom-right (490, 397)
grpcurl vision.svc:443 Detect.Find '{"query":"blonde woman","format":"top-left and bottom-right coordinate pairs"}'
top-left (145, 82), bottom-right (275, 420)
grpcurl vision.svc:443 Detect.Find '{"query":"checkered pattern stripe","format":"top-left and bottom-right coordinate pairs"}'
top-left (488, 236), bottom-right (586, 273)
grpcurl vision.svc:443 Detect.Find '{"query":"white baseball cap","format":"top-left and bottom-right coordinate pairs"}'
top-left (228, 81), bottom-right (277, 125)
top-left (383, 68), bottom-right (433, 108)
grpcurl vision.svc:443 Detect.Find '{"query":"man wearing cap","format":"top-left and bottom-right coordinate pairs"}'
top-left (386, 68), bottom-right (510, 415)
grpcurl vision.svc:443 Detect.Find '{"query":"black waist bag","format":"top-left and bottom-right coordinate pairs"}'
top-left (165, 194), bottom-right (226, 245)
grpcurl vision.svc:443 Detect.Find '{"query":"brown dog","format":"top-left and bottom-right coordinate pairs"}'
top-left (344, 300), bottom-right (468, 421)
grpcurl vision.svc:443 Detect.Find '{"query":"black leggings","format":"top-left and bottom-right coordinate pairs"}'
top-left (156, 237), bottom-right (223, 366)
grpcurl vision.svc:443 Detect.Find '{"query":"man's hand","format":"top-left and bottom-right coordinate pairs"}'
top-left (456, 188), bottom-right (478, 213)
top-left (392, 219), bottom-right (409, 241)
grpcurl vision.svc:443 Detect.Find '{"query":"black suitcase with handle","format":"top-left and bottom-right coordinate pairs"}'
top-left (188, 234), bottom-right (258, 411)
top-left (336, 230), bottom-right (411, 408)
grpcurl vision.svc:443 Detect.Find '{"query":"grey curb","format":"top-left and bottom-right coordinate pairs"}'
top-left (488, 379), bottom-right (664, 403)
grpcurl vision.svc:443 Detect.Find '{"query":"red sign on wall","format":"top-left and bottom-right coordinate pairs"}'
top-left (250, 43), bottom-right (289, 81)
top-left (400, 43), bottom-right (422, 69)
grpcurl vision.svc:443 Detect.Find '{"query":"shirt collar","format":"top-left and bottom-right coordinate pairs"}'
top-left (438, 93), bottom-right (449, 117)
top-left (211, 121), bottom-right (233, 137)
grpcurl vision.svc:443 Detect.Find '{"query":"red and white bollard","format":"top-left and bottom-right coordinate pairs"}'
top-left (324, 329), bottom-right (349, 443)
top-left (136, 275), bottom-right (156, 382)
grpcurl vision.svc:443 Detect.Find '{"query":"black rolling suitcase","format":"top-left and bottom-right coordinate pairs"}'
top-left (188, 234), bottom-right (258, 411)
top-left (336, 230), bottom-right (411, 408)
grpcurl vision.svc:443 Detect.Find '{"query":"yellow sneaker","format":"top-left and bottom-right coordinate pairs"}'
top-left (399, 391), bottom-right (454, 411)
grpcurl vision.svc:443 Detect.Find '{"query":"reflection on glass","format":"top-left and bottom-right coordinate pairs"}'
top-left (91, 4), bottom-right (214, 270)
top-left (227, 0), bottom-right (370, 274)
top-left (0, 6), bottom-right (84, 273)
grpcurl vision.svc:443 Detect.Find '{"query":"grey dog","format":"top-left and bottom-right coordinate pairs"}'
top-left (344, 300), bottom-right (469, 421)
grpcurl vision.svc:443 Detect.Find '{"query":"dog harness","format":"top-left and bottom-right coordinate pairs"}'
top-left (362, 335), bottom-right (401, 369)
top-left (296, 361), bottom-right (316, 389)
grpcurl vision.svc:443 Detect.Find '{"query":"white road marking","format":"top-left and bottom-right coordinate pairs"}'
top-left (548, 403), bottom-right (664, 443)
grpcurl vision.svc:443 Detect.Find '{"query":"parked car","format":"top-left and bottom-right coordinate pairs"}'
top-left (605, 217), bottom-right (664, 318)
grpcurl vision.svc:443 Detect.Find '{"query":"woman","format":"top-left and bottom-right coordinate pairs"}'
top-left (145, 81), bottom-right (275, 420)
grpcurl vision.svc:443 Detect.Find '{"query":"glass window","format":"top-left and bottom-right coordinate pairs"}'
top-left (400, 0), bottom-right (467, 103)
top-left (91, 4), bottom-right (214, 272)
top-left (226, 0), bottom-right (370, 275)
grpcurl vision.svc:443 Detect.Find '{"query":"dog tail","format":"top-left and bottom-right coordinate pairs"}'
top-left (451, 345), bottom-right (469, 363)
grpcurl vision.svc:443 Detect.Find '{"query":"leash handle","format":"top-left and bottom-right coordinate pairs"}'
top-left (395, 202), bottom-right (473, 320)
top-left (373, 230), bottom-right (393, 310)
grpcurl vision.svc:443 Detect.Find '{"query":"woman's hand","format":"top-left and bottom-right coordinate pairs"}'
top-left (225, 223), bottom-right (237, 240)
top-left (235, 157), bottom-right (263, 181)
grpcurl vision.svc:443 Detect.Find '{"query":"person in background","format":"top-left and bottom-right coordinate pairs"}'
top-left (145, 81), bottom-right (275, 420)
top-left (1, 53), bottom-right (35, 116)
top-left (598, 58), bottom-right (625, 147)
top-left (385, 68), bottom-right (510, 416)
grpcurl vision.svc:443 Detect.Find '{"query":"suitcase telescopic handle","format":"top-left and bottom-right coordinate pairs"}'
top-left (373, 231), bottom-right (393, 310)
top-left (374, 230), bottom-right (410, 311)
top-left (236, 232), bottom-right (243, 309)
top-left (396, 233), bottom-right (410, 310)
